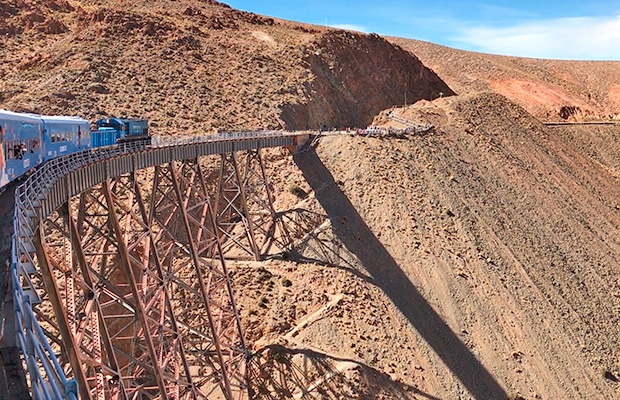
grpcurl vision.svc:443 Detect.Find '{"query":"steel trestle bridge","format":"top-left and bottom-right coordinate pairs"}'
top-left (8, 131), bottom-right (309, 399)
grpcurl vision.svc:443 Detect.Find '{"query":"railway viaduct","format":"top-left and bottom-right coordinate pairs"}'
top-left (0, 131), bottom-right (310, 400)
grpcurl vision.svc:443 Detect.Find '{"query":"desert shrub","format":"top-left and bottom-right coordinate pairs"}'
top-left (281, 278), bottom-right (292, 287)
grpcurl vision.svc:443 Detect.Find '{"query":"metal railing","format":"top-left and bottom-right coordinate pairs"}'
top-left (10, 131), bottom-right (299, 399)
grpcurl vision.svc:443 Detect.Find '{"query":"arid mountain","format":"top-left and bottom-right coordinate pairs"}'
top-left (2, 1), bottom-right (620, 399)
top-left (390, 37), bottom-right (620, 122)
top-left (0, 0), bottom-right (451, 132)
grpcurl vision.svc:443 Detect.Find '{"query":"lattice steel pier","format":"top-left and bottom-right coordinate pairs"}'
top-left (10, 133), bottom-right (308, 399)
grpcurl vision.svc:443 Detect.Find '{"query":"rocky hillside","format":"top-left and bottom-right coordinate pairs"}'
top-left (280, 31), bottom-right (453, 129)
top-left (239, 93), bottom-right (620, 399)
top-left (2, 1), bottom-right (617, 127)
top-left (2, 1), bottom-right (620, 399)
top-left (0, 0), bottom-right (450, 132)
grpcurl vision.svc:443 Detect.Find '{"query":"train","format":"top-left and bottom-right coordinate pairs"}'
top-left (92, 117), bottom-right (149, 147)
top-left (0, 109), bottom-right (149, 190)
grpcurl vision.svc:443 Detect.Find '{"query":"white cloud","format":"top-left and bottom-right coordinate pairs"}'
top-left (453, 15), bottom-right (620, 60)
top-left (329, 24), bottom-right (368, 33)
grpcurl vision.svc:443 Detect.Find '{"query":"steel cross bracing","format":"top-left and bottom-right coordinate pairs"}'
top-left (215, 150), bottom-right (292, 260)
top-left (9, 132), bottom-right (307, 400)
top-left (33, 155), bottom-right (289, 399)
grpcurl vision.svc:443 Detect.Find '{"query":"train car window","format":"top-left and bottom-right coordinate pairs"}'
top-left (3, 143), bottom-right (11, 160)
top-left (5, 121), bottom-right (19, 141)
top-left (82, 127), bottom-right (90, 141)
top-left (0, 127), bottom-right (4, 161)
top-left (10, 140), bottom-right (25, 159)
top-left (2, 129), bottom-right (8, 160)
top-left (46, 123), bottom-right (74, 143)
top-left (55, 125), bottom-right (75, 142)
top-left (23, 138), bottom-right (38, 153)
top-left (3, 122), bottom-right (18, 160)
top-left (0, 127), bottom-right (4, 164)
top-left (50, 132), bottom-right (71, 142)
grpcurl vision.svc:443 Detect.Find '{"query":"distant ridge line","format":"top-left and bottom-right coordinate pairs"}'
top-left (543, 121), bottom-right (620, 126)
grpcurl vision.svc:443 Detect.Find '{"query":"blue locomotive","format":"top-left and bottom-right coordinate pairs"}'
top-left (93, 117), bottom-right (149, 146)
top-left (0, 109), bottom-right (149, 190)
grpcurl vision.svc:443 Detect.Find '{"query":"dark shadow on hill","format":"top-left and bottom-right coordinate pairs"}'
top-left (280, 31), bottom-right (455, 130)
top-left (293, 149), bottom-right (507, 400)
top-left (249, 344), bottom-right (442, 400)
top-left (272, 206), bottom-right (375, 281)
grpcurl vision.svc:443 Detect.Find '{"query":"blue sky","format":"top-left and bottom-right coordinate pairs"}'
top-left (224, 1), bottom-right (620, 60)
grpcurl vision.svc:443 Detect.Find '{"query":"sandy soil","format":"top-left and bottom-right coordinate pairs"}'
top-left (229, 95), bottom-right (620, 399)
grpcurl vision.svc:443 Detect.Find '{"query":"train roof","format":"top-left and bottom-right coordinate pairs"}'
top-left (40, 115), bottom-right (90, 124)
top-left (97, 117), bottom-right (148, 123)
top-left (0, 110), bottom-right (89, 126)
top-left (0, 109), bottom-right (44, 124)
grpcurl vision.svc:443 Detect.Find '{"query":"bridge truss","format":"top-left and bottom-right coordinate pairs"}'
top-left (10, 134), bottom-right (304, 399)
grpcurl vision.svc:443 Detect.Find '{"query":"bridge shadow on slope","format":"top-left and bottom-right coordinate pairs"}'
top-left (293, 149), bottom-right (507, 400)
top-left (274, 207), bottom-right (375, 282)
top-left (249, 344), bottom-right (441, 400)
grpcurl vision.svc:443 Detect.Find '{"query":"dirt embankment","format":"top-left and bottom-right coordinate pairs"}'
top-left (225, 92), bottom-right (620, 399)
top-left (300, 92), bottom-right (620, 399)
top-left (280, 31), bottom-right (454, 130)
